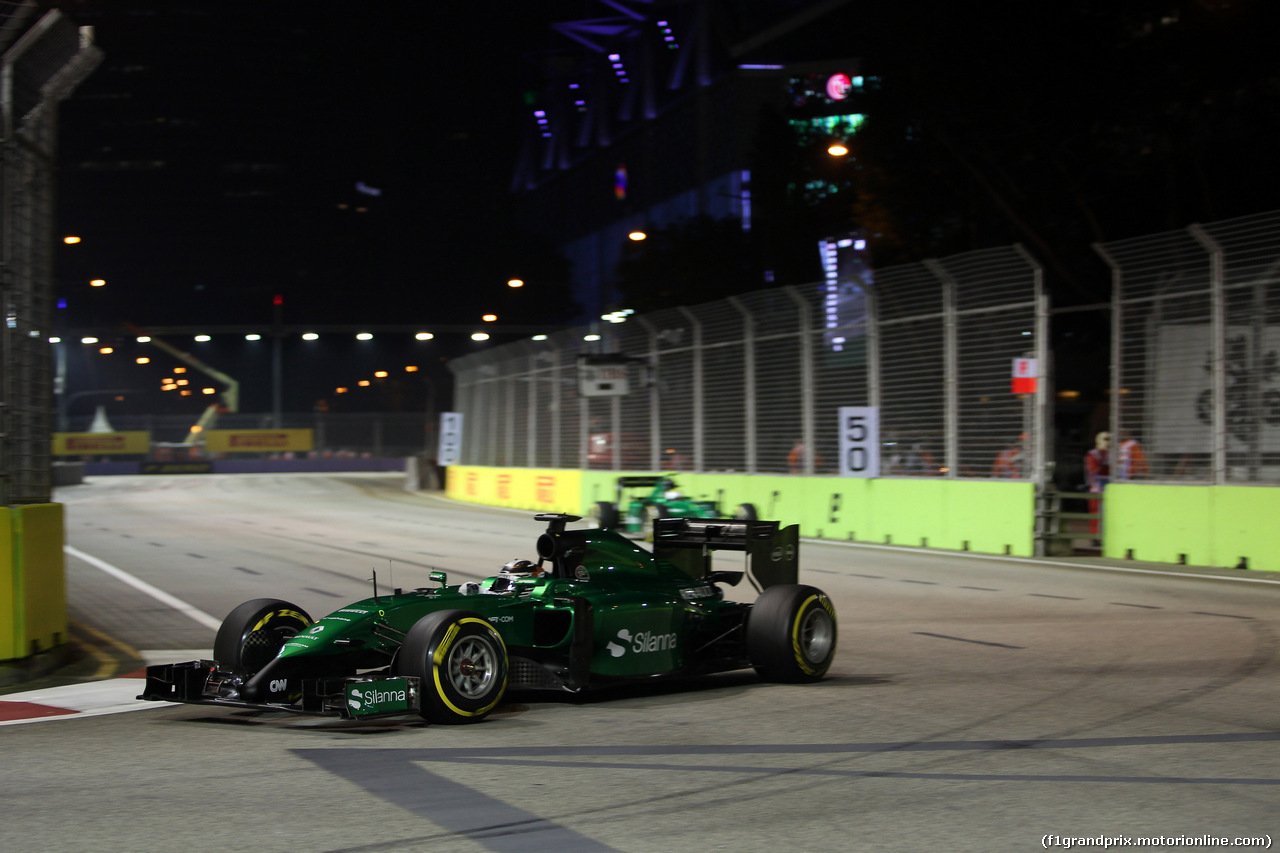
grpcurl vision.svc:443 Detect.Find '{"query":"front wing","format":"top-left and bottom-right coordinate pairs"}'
top-left (138, 660), bottom-right (421, 720)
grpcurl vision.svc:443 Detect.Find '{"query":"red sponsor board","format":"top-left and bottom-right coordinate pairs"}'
top-left (204, 429), bottom-right (312, 453)
top-left (536, 475), bottom-right (556, 505)
top-left (53, 431), bottom-right (151, 455)
top-left (66, 436), bottom-right (128, 452)
top-left (230, 433), bottom-right (290, 449)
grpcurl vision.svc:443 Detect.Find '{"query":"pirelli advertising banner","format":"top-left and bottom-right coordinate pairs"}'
top-left (52, 431), bottom-right (151, 456)
top-left (446, 466), bottom-right (582, 514)
top-left (203, 429), bottom-right (314, 454)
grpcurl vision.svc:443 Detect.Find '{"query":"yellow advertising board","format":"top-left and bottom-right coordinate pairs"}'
top-left (446, 466), bottom-right (582, 514)
top-left (52, 431), bottom-right (150, 456)
top-left (204, 429), bottom-right (314, 454)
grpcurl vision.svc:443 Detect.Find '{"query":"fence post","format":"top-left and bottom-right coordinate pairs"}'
top-left (727, 296), bottom-right (757, 473)
top-left (784, 287), bottom-right (815, 475)
top-left (578, 376), bottom-right (589, 471)
top-left (634, 316), bottom-right (661, 471)
top-left (924, 261), bottom-right (959, 479)
top-left (1093, 242), bottom-right (1123, 478)
top-left (1014, 244), bottom-right (1050, 489)
top-left (503, 371), bottom-right (515, 467)
top-left (1189, 224), bottom-right (1226, 485)
top-left (485, 373), bottom-right (499, 466)
top-left (677, 306), bottom-right (704, 472)
top-left (867, 273), bottom-right (881, 413)
top-left (527, 350), bottom-right (537, 467)
top-left (610, 393), bottom-right (623, 471)
top-left (550, 347), bottom-right (563, 468)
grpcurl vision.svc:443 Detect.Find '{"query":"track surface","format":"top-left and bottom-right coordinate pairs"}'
top-left (2, 474), bottom-right (1277, 853)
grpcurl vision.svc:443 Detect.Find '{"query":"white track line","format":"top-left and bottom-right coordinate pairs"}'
top-left (63, 545), bottom-right (223, 631)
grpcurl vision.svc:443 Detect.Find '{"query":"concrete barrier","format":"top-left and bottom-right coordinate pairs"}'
top-left (1105, 483), bottom-right (1280, 572)
top-left (1, 503), bottom-right (66, 662)
top-left (52, 462), bottom-right (85, 486)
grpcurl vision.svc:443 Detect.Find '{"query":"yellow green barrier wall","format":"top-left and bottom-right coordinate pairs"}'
top-left (452, 466), bottom-right (1035, 557)
top-left (0, 510), bottom-right (12, 659)
top-left (1, 503), bottom-right (66, 661)
top-left (1105, 484), bottom-right (1280, 572)
top-left (583, 472), bottom-right (1034, 556)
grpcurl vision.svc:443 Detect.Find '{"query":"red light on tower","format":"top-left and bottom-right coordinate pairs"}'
top-left (826, 73), bottom-right (853, 101)
top-left (273, 294), bottom-right (284, 306)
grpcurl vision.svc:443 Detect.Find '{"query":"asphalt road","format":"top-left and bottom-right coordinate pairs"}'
top-left (2, 473), bottom-right (1277, 853)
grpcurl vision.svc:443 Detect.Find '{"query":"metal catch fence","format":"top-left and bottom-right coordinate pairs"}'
top-left (451, 244), bottom-right (1048, 482)
top-left (1097, 209), bottom-right (1280, 484)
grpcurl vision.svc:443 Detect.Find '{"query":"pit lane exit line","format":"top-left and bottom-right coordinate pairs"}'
top-left (63, 545), bottom-right (223, 631)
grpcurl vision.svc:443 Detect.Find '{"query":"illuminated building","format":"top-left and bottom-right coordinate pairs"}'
top-left (510, 1), bottom-right (875, 319)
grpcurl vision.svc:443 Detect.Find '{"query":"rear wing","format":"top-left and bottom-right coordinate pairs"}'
top-left (614, 475), bottom-right (669, 500)
top-left (652, 517), bottom-right (798, 589)
top-left (617, 476), bottom-right (667, 488)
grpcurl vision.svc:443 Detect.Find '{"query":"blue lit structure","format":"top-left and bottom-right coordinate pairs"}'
top-left (510, 0), bottom-right (875, 321)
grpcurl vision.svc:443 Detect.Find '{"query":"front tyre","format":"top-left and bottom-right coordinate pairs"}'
top-left (747, 585), bottom-right (837, 683)
top-left (394, 610), bottom-right (508, 724)
top-left (213, 598), bottom-right (313, 676)
top-left (642, 503), bottom-right (668, 541)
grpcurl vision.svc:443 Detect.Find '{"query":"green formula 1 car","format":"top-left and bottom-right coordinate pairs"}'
top-left (590, 476), bottom-right (758, 539)
top-left (138, 513), bottom-right (836, 725)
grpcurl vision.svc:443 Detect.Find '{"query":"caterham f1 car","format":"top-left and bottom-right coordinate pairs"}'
top-left (138, 513), bottom-right (836, 724)
top-left (590, 475), bottom-right (759, 539)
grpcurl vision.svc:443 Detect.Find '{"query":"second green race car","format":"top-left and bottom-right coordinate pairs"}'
top-left (590, 475), bottom-right (758, 539)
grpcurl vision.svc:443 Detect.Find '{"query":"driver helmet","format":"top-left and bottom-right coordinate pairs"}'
top-left (501, 558), bottom-right (540, 577)
top-left (664, 489), bottom-right (683, 500)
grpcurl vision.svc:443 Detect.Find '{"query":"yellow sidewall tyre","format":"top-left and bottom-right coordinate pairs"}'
top-left (395, 609), bottom-right (508, 724)
top-left (746, 584), bottom-right (837, 683)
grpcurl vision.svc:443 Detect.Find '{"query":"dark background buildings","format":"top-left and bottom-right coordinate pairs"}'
top-left (42, 0), bottom-right (1280, 416)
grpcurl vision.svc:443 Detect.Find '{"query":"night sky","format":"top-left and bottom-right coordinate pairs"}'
top-left (54, 1), bottom-right (586, 333)
top-left (51, 1), bottom-right (1280, 330)
top-left (47, 1), bottom-right (592, 415)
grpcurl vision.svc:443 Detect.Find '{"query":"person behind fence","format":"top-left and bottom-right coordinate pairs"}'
top-left (788, 439), bottom-right (807, 474)
top-left (1084, 431), bottom-right (1110, 536)
top-left (992, 432), bottom-right (1028, 477)
top-left (1117, 431), bottom-right (1149, 480)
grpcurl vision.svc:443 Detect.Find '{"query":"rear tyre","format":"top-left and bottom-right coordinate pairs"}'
top-left (213, 598), bottom-right (313, 676)
top-left (394, 610), bottom-right (508, 724)
top-left (591, 500), bottom-right (620, 529)
top-left (747, 585), bottom-right (837, 683)
top-left (734, 502), bottom-right (758, 521)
